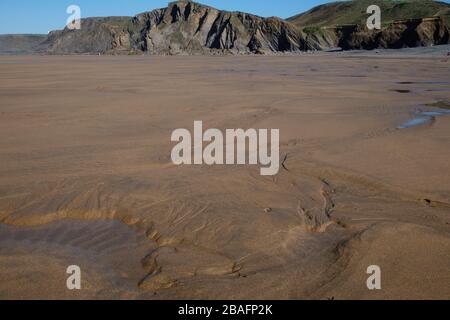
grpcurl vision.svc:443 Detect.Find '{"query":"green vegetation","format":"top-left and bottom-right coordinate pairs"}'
top-left (287, 0), bottom-right (450, 28)
top-left (301, 26), bottom-right (326, 37)
top-left (302, 26), bottom-right (322, 34)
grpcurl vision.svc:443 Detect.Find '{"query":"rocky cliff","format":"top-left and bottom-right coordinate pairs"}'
top-left (290, 0), bottom-right (450, 50)
top-left (43, 1), bottom-right (311, 55)
top-left (339, 17), bottom-right (449, 50)
top-left (302, 17), bottom-right (450, 50)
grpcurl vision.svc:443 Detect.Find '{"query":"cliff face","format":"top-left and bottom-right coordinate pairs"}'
top-left (42, 16), bottom-right (140, 54)
top-left (308, 17), bottom-right (450, 50)
top-left (136, 1), bottom-right (310, 54)
top-left (289, 0), bottom-right (450, 51)
top-left (44, 1), bottom-right (311, 55)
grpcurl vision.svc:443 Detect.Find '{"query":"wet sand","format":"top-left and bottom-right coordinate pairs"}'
top-left (0, 54), bottom-right (449, 299)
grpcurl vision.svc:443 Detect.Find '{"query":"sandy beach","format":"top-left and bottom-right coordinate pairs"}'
top-left (0, 53), bottom-right (449, 299)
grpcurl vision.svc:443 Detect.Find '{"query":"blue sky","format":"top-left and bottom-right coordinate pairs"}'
top-left (0, 0), bottom-right (336, 34)
top-left (1, 0), bottom-right (450, 34)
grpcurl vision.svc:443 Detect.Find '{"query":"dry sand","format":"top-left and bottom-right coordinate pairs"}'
top-left (0, 54), bottom-right (449, 299)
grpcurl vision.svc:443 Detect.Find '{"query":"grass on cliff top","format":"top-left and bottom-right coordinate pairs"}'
top-left (288, 0), bottom-right (450, 28)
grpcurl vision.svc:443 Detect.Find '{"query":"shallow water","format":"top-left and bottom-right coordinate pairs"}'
top-left (398, 109), bottom-right (450, 129)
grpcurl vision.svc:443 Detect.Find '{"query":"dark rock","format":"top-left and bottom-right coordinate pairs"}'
top-left (43, 1), bottom-right (312, 55)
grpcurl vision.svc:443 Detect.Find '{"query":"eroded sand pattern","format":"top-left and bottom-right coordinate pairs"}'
top-left (0, 55), bottom-right (449, 299)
